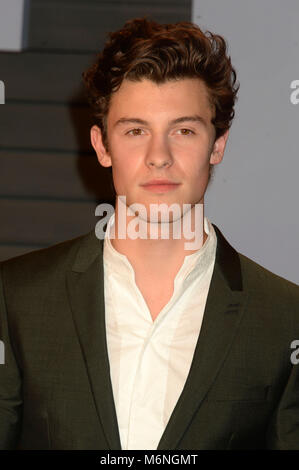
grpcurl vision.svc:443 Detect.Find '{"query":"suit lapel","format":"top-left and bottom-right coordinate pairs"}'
top-left (157, 224), bottom-right (248, 450)
top-left (66, 231), bottom-right (122, 450)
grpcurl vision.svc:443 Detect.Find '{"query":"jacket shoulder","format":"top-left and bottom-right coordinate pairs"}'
top-left (0, 231), bottom-right (96, 283)
top-left (238, 251), bottom-right (299, 307)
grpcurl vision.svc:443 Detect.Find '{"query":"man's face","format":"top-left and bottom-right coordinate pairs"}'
top-left (91, 78), bottom-right (229, 218)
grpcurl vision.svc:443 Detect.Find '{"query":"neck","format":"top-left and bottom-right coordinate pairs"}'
top-left (109, 197), bottom-right (207, 278)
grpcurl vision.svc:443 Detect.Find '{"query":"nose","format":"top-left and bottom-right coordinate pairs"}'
top-left (145, 135), bottom-right (173, 169)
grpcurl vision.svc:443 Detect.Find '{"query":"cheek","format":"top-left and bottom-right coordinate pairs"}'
top-left (111, 160), bottom-right (136, 191)
top-left (181, 151), bottom-right (211, 177)
top-left (110, 138), bottom-right (141, 168)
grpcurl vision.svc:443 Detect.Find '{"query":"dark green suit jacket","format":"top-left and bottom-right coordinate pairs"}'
top-left (0, 225), bottom-right (298, 450)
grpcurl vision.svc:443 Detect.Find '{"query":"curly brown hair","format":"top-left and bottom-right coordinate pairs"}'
top-left (83, 17), bottom-right (239, 155)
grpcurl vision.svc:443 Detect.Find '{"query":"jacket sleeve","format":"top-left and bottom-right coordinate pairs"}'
top-left (0, 264), bottom-right (23, 449)
top-left (266, 285), bottom-right (299, 450)
top-left (266, 361), bottom-right (299, 449)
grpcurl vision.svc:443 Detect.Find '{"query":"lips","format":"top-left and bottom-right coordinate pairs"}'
top-left (141, 179), bottom-right (181, 193)
top-left (141, 179), bottom-right (180, 186)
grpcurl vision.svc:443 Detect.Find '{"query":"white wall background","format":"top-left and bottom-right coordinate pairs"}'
top-left (192, 0), bottom-right (299, 284)
top-left (0, 0), bottom-right (29, 51)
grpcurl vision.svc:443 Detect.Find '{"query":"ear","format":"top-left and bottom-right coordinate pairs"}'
top-left (210, 129), bottom-right (229, 165)
top-left (90, 125), bottom-right (112, 168)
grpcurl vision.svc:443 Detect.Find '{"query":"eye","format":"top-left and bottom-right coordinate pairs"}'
top-left (177, 128), bottom-right (195, 135)
top-left (126, 128), bottom-right (144, 136)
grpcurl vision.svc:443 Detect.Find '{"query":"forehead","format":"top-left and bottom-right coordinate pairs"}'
top-left (107, 78), bottom-right (214, 122)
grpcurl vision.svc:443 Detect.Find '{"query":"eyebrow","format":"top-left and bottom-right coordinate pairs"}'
top-left (113, 115), bottom-right (208, 128)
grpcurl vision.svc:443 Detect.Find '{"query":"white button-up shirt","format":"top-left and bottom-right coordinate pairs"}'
top-left (103, 213), bottom-right (217, 450)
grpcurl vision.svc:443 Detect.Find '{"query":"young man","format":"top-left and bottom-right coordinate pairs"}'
top-left (0, 18), bottom-right (298, 450)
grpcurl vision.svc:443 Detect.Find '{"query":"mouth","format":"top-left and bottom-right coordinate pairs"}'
top-left (141, 180), bottom-right (181, 193)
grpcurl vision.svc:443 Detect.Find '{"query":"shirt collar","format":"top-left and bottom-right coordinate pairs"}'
top-left (103, 212), bottom-right (217, 287)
